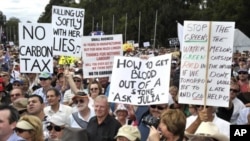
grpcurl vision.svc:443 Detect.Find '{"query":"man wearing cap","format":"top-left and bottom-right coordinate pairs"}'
top-left (69, 91), bottom-right (95, 129)
top-left (237, 68), bottom-right (250, 93)
top-left (47, 115), bottom-right (67, 141)
top-left (63, 74), bottom-right (85, 106)
top-left (33, 72), bottom-right (53, 105)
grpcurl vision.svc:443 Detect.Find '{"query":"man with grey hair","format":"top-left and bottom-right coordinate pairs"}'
top-left (86, 95), bottom-right (121, 141)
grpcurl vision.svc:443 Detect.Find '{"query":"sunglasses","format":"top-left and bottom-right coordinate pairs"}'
top-left (230, 89), bottom-right (239, 93)
top-left (74, 79), bottom-right (81, 82)
top-left (47, 125), bottom-right (64, 132)
top-left (90, 88), bottom-right (98, 91)
top-left (10, 93), bottom-right (21, 97)
top-left (74, 99), bottom-right (84, 104)
top-left (0, 75), bottom-right (7, 77)
top-left (196, 105), bottom-right (210, 108)
top-left (15, 128), bottom-right (31, 133)
top-left (40, 78), bottom-right (49, 81)
top-left (238, 72), bottom-right (248, 75)
top-left (150, 105), bottom-right (165, 110)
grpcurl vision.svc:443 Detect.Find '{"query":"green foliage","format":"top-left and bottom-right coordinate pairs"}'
top-left (2, 0), bottom-right (249, 47)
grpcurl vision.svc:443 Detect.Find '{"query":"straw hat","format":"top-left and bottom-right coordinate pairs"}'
top-left (185, 122), bottom-right (229, 141)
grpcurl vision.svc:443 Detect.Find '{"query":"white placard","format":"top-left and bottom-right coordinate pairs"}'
top-left (52, 6), bottom-right (85, 57)
top-left (108, 54), bottom-right (172, 105)
top-left (18, 23), bottom-right (53, 73)
top-left (143, 41), bottom-right (150, 47)
top-left (82, 34), bottom-right (123, 78)
top-left (178, 21), bottom-right (235, 107)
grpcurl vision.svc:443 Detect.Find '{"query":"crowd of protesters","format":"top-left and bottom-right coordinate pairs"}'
top-left (1, 42), bottom-right (250, 141)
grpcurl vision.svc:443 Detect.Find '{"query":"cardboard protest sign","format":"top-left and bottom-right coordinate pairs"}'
top-left (108, 54), bottom-right (171, 105)
top-left (178, 21), bottom-right (235, 107)
top-left (18, 23), bottom-right (53, 73)
top-left (82, 34), bottom-right (123, 78)
top-left (52, 6), bottom-right (84, 57)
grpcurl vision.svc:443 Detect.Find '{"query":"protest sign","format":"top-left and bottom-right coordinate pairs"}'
top-left (52, 6), bottom-right (84, 57)
top-left (82, 34), bottom-right (123, 78)
top-left (58, 56), bottom-right (77, 65)
top-left (18, 23), bottom-right (53, 73)
top-left (178, 21), bottom-right (235, 107)
top-left (108, 54), bottom-right (171, 105)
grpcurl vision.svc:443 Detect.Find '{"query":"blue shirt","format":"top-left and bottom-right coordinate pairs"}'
top-left (7, 132), bottom-right (25, 141)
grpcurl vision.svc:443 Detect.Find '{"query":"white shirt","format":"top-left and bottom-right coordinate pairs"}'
top-left (186, 114), bottom-right (230, 137)
top-left (237, 107), bottom-right (250, 125)
top-left (44, 104), bottom-right (73, 126)
top-left (68, 108), bottom-right (95, 129)
top-left (230, 97), bottom-right (246, 124)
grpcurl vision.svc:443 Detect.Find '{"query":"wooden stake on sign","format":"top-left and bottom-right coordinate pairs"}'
top-left (203, 21), bottom-right (212, 109)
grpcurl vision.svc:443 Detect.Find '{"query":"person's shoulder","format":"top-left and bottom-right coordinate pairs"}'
top-left (214, 115), bottom-right (230, 125)
top-left (61, 104), bottom-right (73, 109)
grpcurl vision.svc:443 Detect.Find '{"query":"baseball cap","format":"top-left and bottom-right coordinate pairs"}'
top-left (49, 115), bottom-right (66, 126)
top-left (114, 125), bottom-right (141, 140)
top-left (12, 98), bottom-right (28, 111)
top-left (39, 72), bottom-right (52, 79)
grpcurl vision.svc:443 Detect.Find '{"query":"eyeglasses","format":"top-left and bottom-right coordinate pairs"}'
top-left (15, 128), bottom-right (31, 133)
top-left (0, 75), bottom-right (7, 77)
top-left (150, 105), bottom-right (165, 110)
top-left (74, 99), bottom-right (84, 104)
top-left (90, 88), bottom-right (98, 91)
top-left (238, 72), bottom-right (248, 75)
top-left (10, 93), bottom-right (21, 97)
top-left (47, 125), bottom-right (64, 132)
top-left (230, 89), bottom-right (239, 93)
top-left (74, 79), bottom-right (81, 82)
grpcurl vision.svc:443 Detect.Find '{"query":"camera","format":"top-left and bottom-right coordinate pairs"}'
top-left (141, 115), bottom-right (160, 128)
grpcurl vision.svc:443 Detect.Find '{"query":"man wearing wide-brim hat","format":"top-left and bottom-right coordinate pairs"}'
top-left (68, 91), bottom-right (95, 129)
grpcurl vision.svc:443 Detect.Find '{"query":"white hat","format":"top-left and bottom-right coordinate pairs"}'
top-left (49, 115), bottom-right (66, 126)
top-left (114, 104), bottom-right (128, 116)
top-left (186, 122), bottom-right (229, 141)
top-left (114, 125), bottom-right (141, 140)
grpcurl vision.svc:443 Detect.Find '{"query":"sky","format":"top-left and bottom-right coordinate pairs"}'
top-left (0, 0), bottom-right (50, 22)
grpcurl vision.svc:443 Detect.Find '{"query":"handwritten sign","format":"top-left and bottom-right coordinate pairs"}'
top-left (82, 34), bottom-right (123, 78)
top-left (178, 21), bottom-right (235, 107)
top-left (108, 54), bottom-right (171, 105)
top-left (18, 23), bottom-right (53, 73)
top-left (52, 6), bottom-right (84, 57)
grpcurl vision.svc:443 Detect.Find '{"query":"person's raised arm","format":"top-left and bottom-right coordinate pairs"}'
top-left (64, 68), bottom-right (80, 95)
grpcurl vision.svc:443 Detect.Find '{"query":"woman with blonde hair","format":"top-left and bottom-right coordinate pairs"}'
top-left (15, 115), bottom-right (44, 141)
